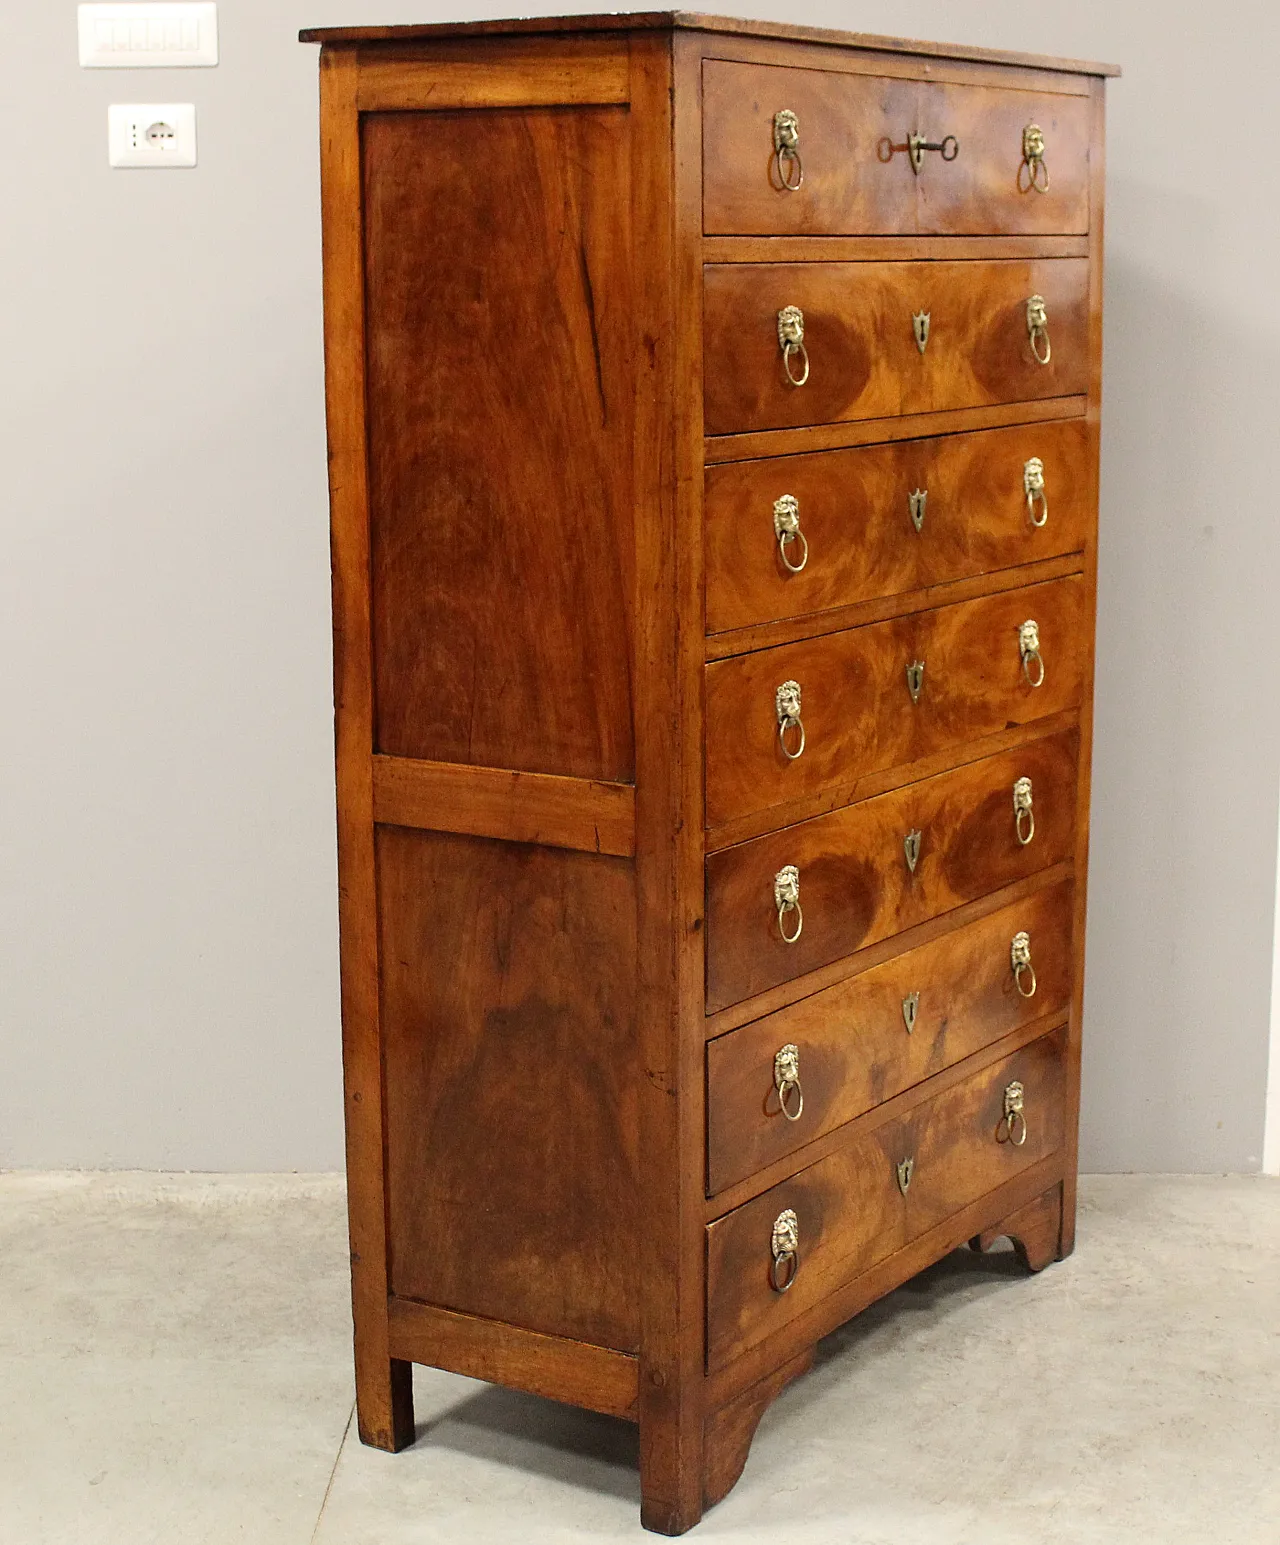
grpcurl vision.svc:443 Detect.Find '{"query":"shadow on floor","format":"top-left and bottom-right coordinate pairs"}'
top-left (406, 1241), bottom-right (1033, 1503)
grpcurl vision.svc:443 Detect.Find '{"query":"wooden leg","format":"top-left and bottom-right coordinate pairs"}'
top-left (355, 1353), bottom-right (416, 1453)
top-left (702, 1346), bottom-right (814, 1511)
top-left (639, 1389), bottom-right (704, 1538)
top-left (969, 1182), bottom-right (1064, 1274)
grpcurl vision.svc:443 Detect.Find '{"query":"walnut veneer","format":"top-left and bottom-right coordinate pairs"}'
top-left (302, 12), bottom-right (1115, 1534)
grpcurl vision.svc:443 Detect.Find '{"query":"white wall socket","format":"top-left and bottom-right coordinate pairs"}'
top-left (79, 3), bottom-right (218, 68)
top-left (108, 103), bottom-right (198, 168)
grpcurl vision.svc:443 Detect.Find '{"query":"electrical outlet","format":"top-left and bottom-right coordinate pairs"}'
top-left (107, 103), bottom-right (197, 168)
top-left (79, 3), bottom-right (218, 68)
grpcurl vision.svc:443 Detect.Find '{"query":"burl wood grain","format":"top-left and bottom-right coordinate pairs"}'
top-left (703, 62), bottom-right (1091, 237)
top-left (706, 731), bottom-right (1077, 1011)
top-left (705, 1026), bottom-right (1067, 1371)
top-left (362, 107), bottom-right (635, 780)
top-left (705, 418), bottom-right (1091, 635)
top-left (705, 574), bottom-right (1087, 830)
top-left (378, 828), bottom-right (640, 1352)
top-left (703, 258), bottom-right (1089, 435)
top-left (707, 880), bottom-right (1074, 1191)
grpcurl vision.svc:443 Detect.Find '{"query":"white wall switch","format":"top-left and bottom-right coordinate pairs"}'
top-left (107, 103), bottom-right (198, 168)
top-left (79, 4), bottom-right (218, 68)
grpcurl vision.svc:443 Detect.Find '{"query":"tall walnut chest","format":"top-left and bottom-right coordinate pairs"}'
top-left (302, 12), bottom-right (1115, 1534)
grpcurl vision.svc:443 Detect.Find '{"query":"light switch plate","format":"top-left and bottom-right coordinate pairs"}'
top-left (108, 103), bottom-right (198, 167)
top-left (79, 3), bottom-right (218, 68)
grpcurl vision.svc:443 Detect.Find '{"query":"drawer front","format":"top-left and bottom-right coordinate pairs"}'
top-left (706, 574), bottom-right (1087, 830)
top-left (704, 259), bottom-right (1088, 436)
top-left (707, 881), bottom-right (1073, 1192)
top-left (706, 418), bottom-right (1092, 635)
top-left (706, 1026), bottom-right (1066, 1371)
top-left (703, 61), bottom-right (1091, 237)
top-left (706, 732), bottom-right (1077, 1012)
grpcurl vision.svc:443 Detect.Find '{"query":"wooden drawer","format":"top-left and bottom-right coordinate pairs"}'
top-left (706, 574), bottom-right (1086, 830)
top-left (706, 731), bottom-right (1077, 1012)
top-left (703, 61), bottom-right (1091, 237)
top-left (706, 1026), bottom-right (1066, 1371)
top-left (704, 259), bottom-right (1088, 436)
top-left (705, 418), bottom-right (1092, 636)
top-left (707, 881), bottom-right (1073, 1192)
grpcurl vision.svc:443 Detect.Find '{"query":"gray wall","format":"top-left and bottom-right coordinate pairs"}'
top-left (3, 1), bottom-right (1275, 1171)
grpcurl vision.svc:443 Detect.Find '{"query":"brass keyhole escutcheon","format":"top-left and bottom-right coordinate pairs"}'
top-left (896, 1156), bottom-right (915, 1195)
top-left (903, 828), bottom-right (923, 874)
top-left (901, 991), bottom-right (920, 1035)
top-left (913, 310), bottom-right (931, 354)
top-left (905, 660), bottom-right (925, 704)
top-left (908, 488), bottom-right (928, 533)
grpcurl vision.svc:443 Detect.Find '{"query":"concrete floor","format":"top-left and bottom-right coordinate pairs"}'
top-left (1, 1174), bottom-right (1276, 1544)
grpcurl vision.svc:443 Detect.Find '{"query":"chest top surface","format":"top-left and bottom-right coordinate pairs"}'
top-left (299, 10), bottom-right (1120, 78)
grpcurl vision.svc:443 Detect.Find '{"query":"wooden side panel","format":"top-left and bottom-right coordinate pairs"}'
top-left (705, 574), bottom-right (1088, 830)
top-left (703, 258), bottom-right (1089, 436)
top-left (705, 1026), bottom-right (1066, 1371)
top-left (363, 106), bottom-right (635, 780)
top-left (317, 44), bottom-right (415, 1455)
top-left (705, 417), bottom-right (1091, 635)
top-left (702, 63), bottom-right (1090, 237)
top-left (707, 880), bottom-right (1074, 1191)
top-left (379, 829), bottom-right (640, 1352)
top-left (706, 731), bottom-right (1078, 1011)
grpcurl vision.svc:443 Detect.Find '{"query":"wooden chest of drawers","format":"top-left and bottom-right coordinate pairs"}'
top-left (303, 12), bottom-right (1115, 1534)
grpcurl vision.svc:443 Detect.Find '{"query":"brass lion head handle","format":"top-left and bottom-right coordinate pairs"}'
top-left (777, 305), bottom-right (809, 386)
top-left (773, 1043), bottom-right (804, 1122)
top-left (998, 1079), bottom-right (1029, 1146)
top-left (772, 109), bottom-right (803, 191)
top-left (1018, 619), bottom-right (1045, 688)
top-left (1024, 457), bottom-right (1048, 527)
top-left (773, 494), bottom-right (808, 573)
top-left (1013, 776), bottom-right (1035, 846)
top-left (1026, 294), bottom-right (1051, 366)
top-left (774, 865), bottom-right (803, 945)
top-left (770, 1207), bottom-right (800, 1292)
top-left (775, 679), bottom-right (805, 760)
top-left (1019, 123), bottom-right (1050, 193)
top-left (1010, 932), bottom-right (1037, 999)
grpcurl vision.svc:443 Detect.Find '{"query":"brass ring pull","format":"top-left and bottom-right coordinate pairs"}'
top-left (1013, 776), bottom-right (1035, 846)
top-left (998, 1080), bottom-right (1029, 1146)
top-left (774, 865), bottom-right (803, 944)
top-left (770, 1208), bottom-right (799, 1292)
top-left (1019, 620), bottom-right (1045, 688)
top-left (775, 679), bottom-right (805, 760)
top-left (773, 1043), bottom-right (804, 1122)
top-left (777, 305), bottom-right (809, 386)
top-left (1018, 123), bottom-right (1050, 193)
top-left (1010, 932), bottom-right (1037, 999)
top-left (772, 109), bottom-right (803, 191)
top-left (773, 494), bottom-right (808, 573)
top-left (1026, 294), bottom-right (1052, 366)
